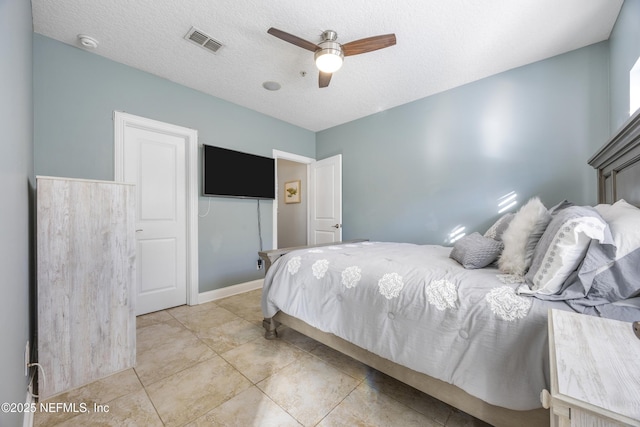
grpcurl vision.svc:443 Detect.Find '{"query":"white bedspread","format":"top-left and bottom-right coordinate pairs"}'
top-left (262, 241), bottom-right (573, 410)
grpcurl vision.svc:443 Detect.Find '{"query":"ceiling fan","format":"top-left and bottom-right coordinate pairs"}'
top-left (267, 27), bottom-right (396, 88)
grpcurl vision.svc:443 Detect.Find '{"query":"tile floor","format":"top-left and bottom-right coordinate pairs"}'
top-left (35, 289), bottom-right (490, 426)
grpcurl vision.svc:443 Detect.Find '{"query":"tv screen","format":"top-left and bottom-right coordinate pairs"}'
top-left (202, 145), bottom-right (275, 199)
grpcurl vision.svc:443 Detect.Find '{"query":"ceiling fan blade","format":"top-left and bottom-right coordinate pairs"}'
top-left (319, 72), bottom-right (332, 88)
top-left (267, 27), bottom-right (319, 52)
top-left (342, 34), bottom-right (396, 56)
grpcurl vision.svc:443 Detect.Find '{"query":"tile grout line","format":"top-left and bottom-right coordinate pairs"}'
top-left (135, 310), bottom-right (174, 426)
top-left (134, 366), bottom-right (168, 426)
top-left (313, 375), bottom-right (367, 426)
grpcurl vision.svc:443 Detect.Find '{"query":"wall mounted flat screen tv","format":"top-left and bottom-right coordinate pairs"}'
top-left (202, 145), bottom-right (275, 199)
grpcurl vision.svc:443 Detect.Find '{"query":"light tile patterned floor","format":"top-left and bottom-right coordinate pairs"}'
top-left (34, 289), bottom-right (491, 426)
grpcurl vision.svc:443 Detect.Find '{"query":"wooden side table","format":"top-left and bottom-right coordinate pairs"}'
top-left (543, 309), bottom-right (640, 427)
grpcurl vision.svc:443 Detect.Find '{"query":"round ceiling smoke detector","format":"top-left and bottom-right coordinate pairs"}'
top-left (77, 34), bottom-right (98, 49)
top-left (262, 81), bottom-right (281, 91)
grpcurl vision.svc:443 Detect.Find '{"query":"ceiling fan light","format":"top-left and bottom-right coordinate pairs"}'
top-left (315, 47), bottom-right (343, 73)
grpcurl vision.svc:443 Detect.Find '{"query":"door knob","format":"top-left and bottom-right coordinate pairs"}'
top-left (332, 224), bottom-right (341, 229)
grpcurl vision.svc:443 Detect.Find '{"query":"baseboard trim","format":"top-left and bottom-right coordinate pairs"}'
top-left (23, 390), bottom-right (35, 427)
top-left (198, 279), bottom-right (263, 304)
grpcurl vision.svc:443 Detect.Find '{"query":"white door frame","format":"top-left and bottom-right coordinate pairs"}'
top-left (114, 111), bottom-right (199, 306)
top-left (272, 150), bottom-right (315, 249)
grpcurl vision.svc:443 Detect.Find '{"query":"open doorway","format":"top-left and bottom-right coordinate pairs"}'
top-left (272, 150), bottom-right (314, 249)
top-left (277, 158), bottom-right (308, 247)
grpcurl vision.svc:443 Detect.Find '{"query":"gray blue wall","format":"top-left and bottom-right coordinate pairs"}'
top-left (0, 0), bottom-right (33, 425)
top-left (29, 3), bottom-right (640, 294)
top-left (317, 42), bottom-right (610, 244)
top-left (609, 0), bottom-right (640, 130)
top-left (33, 34), bottom-right (315, 292)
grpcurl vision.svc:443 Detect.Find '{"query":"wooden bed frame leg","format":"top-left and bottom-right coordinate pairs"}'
top-left (263, 317), bottom-right (279, 340)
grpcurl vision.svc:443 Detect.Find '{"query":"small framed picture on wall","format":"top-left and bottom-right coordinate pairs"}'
top-left (284, 180), bottom-right (301, 204)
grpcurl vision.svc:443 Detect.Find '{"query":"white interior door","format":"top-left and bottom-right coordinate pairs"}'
top-left (121, 126), bottom-right (188, 315)
top-left (115, 112), bottom-right (199, 315)
top-left (309, 154), bottom-right (342, 244)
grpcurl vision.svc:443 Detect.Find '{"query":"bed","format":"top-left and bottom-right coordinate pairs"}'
top-left (260, 109), bottom-right (640, 427)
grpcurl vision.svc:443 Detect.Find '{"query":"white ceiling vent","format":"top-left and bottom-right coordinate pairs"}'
top-left (184, 26), bottom-right (223, 54)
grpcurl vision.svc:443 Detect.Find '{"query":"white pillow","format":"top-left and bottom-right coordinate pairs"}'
top-left (595, 199), bottom-right (640, 259)
top-left (580, 199), bottom-right (640, 302)
top-left (498, 197), bottom-right (551, 276)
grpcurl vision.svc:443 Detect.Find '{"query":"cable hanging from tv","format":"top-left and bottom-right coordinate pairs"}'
top-left (257, 199), bottom-right (264, 252)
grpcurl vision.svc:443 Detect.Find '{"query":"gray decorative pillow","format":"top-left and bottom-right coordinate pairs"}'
top-left (450, 232), bottom-right (504, 269)
top-left (484, 213), bottom-right (515, 241)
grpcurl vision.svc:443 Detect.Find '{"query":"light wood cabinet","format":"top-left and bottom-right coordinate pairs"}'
top-left (37, 176), bottom-right (136, 399)
top-left (543, 309), bottom-right (640, 427)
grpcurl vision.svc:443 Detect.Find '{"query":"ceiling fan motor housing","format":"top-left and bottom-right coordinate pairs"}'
top-left (321, 30), bottom-right (338, 41)
top-left (315, 41), bottom-right (343, 60)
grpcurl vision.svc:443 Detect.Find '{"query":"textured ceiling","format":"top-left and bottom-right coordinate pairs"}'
top-left (32, 0), bottom-right (623, 132)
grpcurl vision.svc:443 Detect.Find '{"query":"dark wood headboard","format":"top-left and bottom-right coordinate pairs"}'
top-left (589, 109), bottom-right (640, 206)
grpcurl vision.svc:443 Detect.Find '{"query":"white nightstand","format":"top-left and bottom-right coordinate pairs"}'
top-left (542, 309), bottom-right (640, 427)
